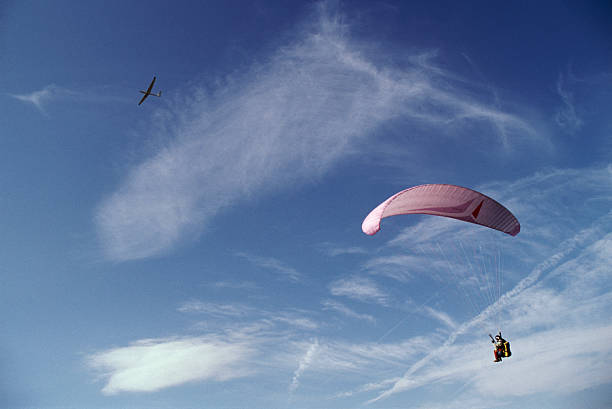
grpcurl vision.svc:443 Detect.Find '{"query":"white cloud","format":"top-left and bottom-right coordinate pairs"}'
top-left (364, 323), bottom-right (612, 406)
top-left (474, 325), bottom-right (612, 397)
top-left (9, 84), bottom-right (72, 114)
top-left (88, 336), bottom-right (254, 395)
top-left (95, 2), bottom-right (537, 262)
top-left (329, 276), bottom-right (389, 305)
top-left (365, 316), bottom-right (612, 406)
top-left (177, 300), bottom-right (252, 316)
top-left (422, 306), bottom-right (457, 329)
top-left (87, 299), bottom-right (436, 396)
top-left (555, 73), bottom-right (583, 134)
top-left (334, 378), bottom-right (400, 399)
top-left (235, 252), bottom-right (302, 282)
top-left (178, 300), bottom-right (319, 331)
top-left (309, 336), bottom-right (432, 376)
top-left (364, 254), bottom-right (428, 282)
top-left (289, 339), bottom-right (319, 393)
top-left (318, 242), bottom-right (368, 257)
top-left (87, 309), bottom-right (318, 395)
top-left (211, 280), bottom-right (259, 290)
top-left (9, 83), bottom-right (126, 115)
top-left (272, 312), bottom-right (319, 331)
top-left (322, 299), bottom-right (376, 323)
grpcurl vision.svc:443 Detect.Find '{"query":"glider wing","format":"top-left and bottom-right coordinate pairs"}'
top-left (362, 184), bottom-right (520, 236)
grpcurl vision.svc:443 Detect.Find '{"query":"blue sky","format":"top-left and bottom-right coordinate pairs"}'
top-left (1, 1), bottom-right (611, 408)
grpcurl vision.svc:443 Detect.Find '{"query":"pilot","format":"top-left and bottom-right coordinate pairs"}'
top-left (491, 332), bottom-right (507, 362)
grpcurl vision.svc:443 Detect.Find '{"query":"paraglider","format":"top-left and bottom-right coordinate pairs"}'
top-left (362, 184), bottom-right (520, 237)
top-left (362, 184), bottom-right (520, 362)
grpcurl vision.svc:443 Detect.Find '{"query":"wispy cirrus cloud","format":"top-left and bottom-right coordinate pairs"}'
top-left (329, 276), bottom-right (389, 305)
top-left (322, 299), bottom-right (376, 323)
top-left (272, 312), bottom-right (320, 331)
top-left (421, 306), bottom-right (457, 330)
top-left (95, 1), bottom-right (538, 262)
top-left (177, 300), bottom-right (253, 317)
top-left (89, 308), bottom-right (319, 395)
top-left (317, 242), bottom-right (368, 257)
top-left (178, 300), bottom-right (319, 331)
top-left (211, 280), bottom-right (259, 291)
top-left (363, 254), bottom-right (430, 282)
top-left (368, 281), bottom-right (612, 406)
top-left (9, 84), bottom-right (75, 114)
top-left (311, 336), bottom-right (432, 375)
top-left (369, 323), bottom-right (612, 406)
top-left (235, 252), bottom-right (302, 282)
top-left (9, 83), bottom-right (128, 115)
top-left (289, 339), bottom-right (319, 393)
top-left (87, 309), bottom-right (434, 398)
top-left (555, 73), bottom-right (583, 134)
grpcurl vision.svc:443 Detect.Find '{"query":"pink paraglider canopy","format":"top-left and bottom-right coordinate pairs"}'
top-left (362, 184), bottom-right (520, 236)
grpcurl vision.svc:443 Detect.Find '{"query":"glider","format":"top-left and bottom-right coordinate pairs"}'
top-left (362, 184), bottom-right (520, 236)
top-left (138, 76), bottom-right (162, 105)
